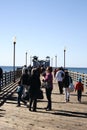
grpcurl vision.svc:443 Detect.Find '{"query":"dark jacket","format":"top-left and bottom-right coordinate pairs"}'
top-left (63, 72), bottom-right (72, 88)
top-left (20, 73), bottom-right (30, 85)
top-left (29, 74), bottom-right (41, 99)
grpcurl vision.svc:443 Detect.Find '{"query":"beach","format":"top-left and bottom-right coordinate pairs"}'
top-left (0, 80), bottom-right (87, 130)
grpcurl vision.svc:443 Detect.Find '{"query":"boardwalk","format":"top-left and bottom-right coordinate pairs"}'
top-left (0, 80), bottom-right (87, 130)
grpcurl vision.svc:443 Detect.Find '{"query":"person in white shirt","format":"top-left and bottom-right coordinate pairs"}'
top-left (56, 67), bottom-right (65, 94)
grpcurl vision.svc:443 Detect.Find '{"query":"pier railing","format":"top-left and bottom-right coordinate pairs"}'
top-left (0, 68), bottom-right (22, 106)
top-left (0, 68), bottom-right (22, 91)
top-left (68, 71), bottom-right (87, 87)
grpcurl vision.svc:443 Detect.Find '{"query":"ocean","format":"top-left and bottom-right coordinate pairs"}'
top-left (67, 67), bottom-right (87, 74)
top-left (0, 66), bottom-right (22, 72)
top-left (0, 66), bottom-right (87, 74)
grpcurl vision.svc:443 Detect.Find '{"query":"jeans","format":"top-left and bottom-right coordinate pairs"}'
top-left (58, 81), bottom-right (63, 94)
top-left (64, 88), bottom-right (70, 101)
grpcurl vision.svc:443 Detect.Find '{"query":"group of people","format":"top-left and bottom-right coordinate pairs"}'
top-left (16, 65), bottom-right (84, 112)
top-left (54, 67), bottom-right (84, 103)
top-left (16, 65), bottom-right (53, 112)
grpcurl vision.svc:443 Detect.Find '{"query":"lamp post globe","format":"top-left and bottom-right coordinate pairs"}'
top-left (26, 52), bottom-right (27, 66)
top-left (64, 48), bottom-right (66, 69)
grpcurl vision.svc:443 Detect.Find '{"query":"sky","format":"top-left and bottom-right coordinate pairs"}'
top-left (0, 0), bottom-right (87, 67)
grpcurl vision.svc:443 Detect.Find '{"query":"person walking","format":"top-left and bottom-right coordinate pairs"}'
top-left (75, 78), bottom-right (84, 103)
top-left (63, 70), bottom-right (72, 102)
top-left (42, 66), bottom-right (53, 111)
top-left (55, 67), bottom-right (65, 94)
top-left (16, 81), bottom-right (26, 107)
top-left (20, 68), bottom-right (30, 100)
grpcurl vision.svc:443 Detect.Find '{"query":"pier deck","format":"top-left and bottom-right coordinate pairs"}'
top-left (0, 80), bottom-right (87, 130)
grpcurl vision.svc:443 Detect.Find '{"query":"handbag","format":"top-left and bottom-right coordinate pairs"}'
top-left (68, 76), bottom-right (74, 92)
top-left (41, 81), bottom-right (51, 89)
top-left (69, 83), bottom-right (74, 92)
top-left (45, 82), bottom-right (51, 89)
top-left (23, 91), bottom-right (29, 100)
top-left (37, 89), bottom-right (44, 99)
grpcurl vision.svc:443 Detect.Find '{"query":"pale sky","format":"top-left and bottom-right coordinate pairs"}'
top-left (0, 0), bottom-right (87, 67)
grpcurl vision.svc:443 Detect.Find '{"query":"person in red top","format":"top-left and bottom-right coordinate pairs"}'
top-left (75, 78), bottom-right (84, 103)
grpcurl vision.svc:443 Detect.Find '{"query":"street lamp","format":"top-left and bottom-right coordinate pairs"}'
top-left (30, 56), bottom-right (32, 65)
top-left (51, 57), bottom-right (53, 67)
top-left (55, 55), bottom-right (57, 68)
top-left (25, 52), bottom-right (27, 66)
top-left (13, 36), bottom-right (16, 82)
top-left (64, 47), bottom-right (66, 68)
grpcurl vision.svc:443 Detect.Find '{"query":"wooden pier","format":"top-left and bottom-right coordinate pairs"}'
top-left (0, 78), bottom-right (87, 130)
top-left (0, 70), bottom-right (87, 107)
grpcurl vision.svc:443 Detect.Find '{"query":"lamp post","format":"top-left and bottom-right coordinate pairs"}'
top-left (13, 36), bottom-right (16, 82)
top-left (25, 52), bottom-right (27, 66)
top-left (55, 55), bottom-right (57, 68)
top-left (30, 56), bottom-right (32, 65)
top-left (51, 57), bottom-right (53, 67)
top-left (64, 48), bottom-right (66, 69)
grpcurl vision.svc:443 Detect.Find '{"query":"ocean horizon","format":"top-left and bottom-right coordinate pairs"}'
top-left (0, 66), bottom-right (22, 72)
top-left (67, 67), bottom-right (87, 74)
top-left (0, 66), bottom-right (87, 74)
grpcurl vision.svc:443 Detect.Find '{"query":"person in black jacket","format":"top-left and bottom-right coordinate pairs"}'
top-left (29, 68), bottom-right (41, 112)
top-left (63, 69), bottom-right (72, 102)
top-left (20, 69), bottom-right (30, 101)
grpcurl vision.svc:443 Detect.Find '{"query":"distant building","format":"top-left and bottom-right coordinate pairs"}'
top-left (32, 56), bottom-right (50, 68)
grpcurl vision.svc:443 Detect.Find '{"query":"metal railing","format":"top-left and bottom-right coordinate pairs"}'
top-left (68, 71), bottom-right (87, 87)
top-left (0, 68), bottom-right (22, 91)
top-left (0, 68), bottom-right (22, 106)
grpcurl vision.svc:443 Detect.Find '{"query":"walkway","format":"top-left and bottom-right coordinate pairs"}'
top-left (0, 80), bottom-right (87, 130)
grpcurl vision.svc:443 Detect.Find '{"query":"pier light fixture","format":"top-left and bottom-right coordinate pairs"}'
top-left (13, 36), bottom-right (16, 82)
top-left (25, 51), bottom-right (28, 66)
top-left (30, 56), bottom-right (32, 65)
top-left (55, 55), bottom-right (57, 68)
top-left (64, 47), bottom-right (66, 69)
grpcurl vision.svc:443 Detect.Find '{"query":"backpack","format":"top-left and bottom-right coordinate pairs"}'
top-left (61, 72), bottom-right (64, 78)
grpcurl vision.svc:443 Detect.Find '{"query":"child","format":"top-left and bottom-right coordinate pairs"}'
top-left (75, 78), bottom-right (84, 103)
top-left (16, 81), bottom-right (26, 107)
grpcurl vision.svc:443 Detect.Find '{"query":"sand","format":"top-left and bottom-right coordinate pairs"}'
top-left (0, 80), bottom-right (87, 130)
